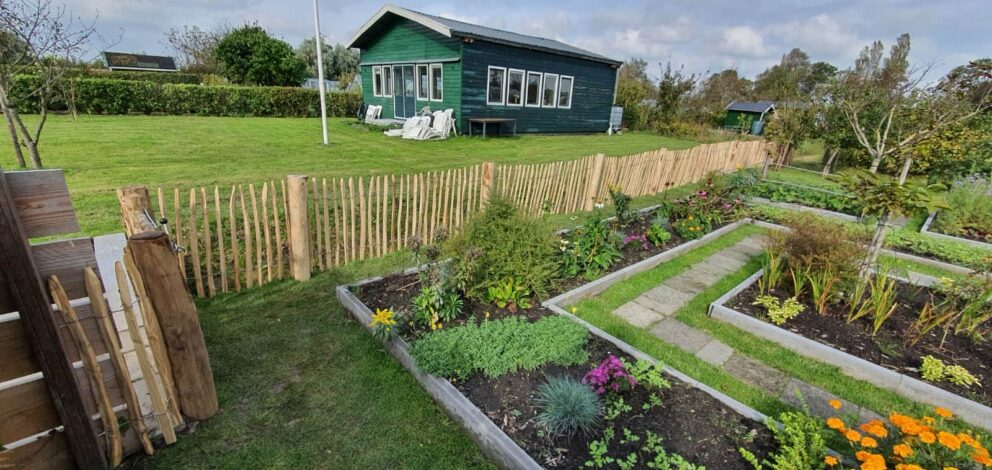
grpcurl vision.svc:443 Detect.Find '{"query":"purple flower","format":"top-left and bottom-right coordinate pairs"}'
top-left (582, 355), bottom-right (637, 395)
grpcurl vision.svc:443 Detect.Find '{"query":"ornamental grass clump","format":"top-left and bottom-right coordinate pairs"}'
top-left (536, 376), bottom-right (602, 437)
top-left (823, 400), bottom-right (992, 469)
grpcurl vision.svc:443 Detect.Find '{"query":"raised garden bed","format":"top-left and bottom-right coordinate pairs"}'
top-left (750, 196), bottom-right (860, 223)
top-left (337, 224), bottom-right (781, 469)
top-left (709, 270), bottom-right (992, 432)
top-left (921, 210), bottom-right (992, 250)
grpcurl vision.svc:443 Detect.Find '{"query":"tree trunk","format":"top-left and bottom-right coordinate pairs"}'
top-left (760, 151), bottom-right (772, 180)
top-left (822, 148), bottom-right (839, 176)
top-left (898, 156), bottom-right (913, 185)
top-left (869, 153), bottom-right (883, 174)
top-left (9, 108), bottom-right (43, 169)
top-left (860, 211), bottom-right (892, 280)
top-left (1, 104), bottom-right (26, 168)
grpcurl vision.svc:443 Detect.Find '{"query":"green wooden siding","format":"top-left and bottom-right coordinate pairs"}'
top-left (460, 41), bottom-right (617, 134)
top-left (359, 18), bottom-right (462, 124)
top-left (724, 110), bottom-right (761, 129)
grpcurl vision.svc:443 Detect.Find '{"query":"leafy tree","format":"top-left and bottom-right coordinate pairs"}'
top-left (753, 48), bottom-right (811, 101)
top-left (688, 68), bottom-right (753, 126)
top-left (215, 25), bottom-right (306, 86)
top-left (655, 62), bottom-right (697, 122)
top-left (162, 24), bottom-right (228, 74)
top-left (295, 38), bottom-right (358, 80)
top-left (614, 58), bottom-right (656, 129)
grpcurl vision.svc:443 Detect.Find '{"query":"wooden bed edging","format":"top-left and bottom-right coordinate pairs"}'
top-left (920, 211), bottom-right (992, 252)
top-left (750, 197), bottom-right (861, 223)
top-left (707, 271), bottom-right (992, 432)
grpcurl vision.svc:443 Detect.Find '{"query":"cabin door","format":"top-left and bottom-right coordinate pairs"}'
top-left (393, 65), bottom-right (416, 119)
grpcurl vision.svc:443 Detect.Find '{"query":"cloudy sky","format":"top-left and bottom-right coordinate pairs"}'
top-left (65, 0), bottom-right (990, 79)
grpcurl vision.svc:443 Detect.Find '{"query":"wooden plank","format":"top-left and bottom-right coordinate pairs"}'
top-left (128, 231), bottom-right (218, 420)
top-left (0, 317), bottom-right (38, 382)
top-left (331, 178), bottom-right (341, 266)
top-left (272, 181), bottom-right (285, 279)
top-left (262, 184), bottom-right (273, 281)
top-left (239, 186), bottom-right (254, 289)
top-left (0, 379), bottom-right (60, 445)
top-left (188, 189), bottom-right (204, 298)
top-left (249, 185), bottom-right (263, 286)
top-left (311, 178), bottom-right (323, 271)
top-left (323, 179), bottom-right (332, 268)
top-left (52, 301), bottom-right (109, 364)
top-left (227, 187), bottom-right (241, 291)
top-left (358, 178), bottom-right (367, 260)
top-left (6, 169), bottom-right (79, 238)
top-left (287, 176), bottom-right (311, 281)
top-left (31, 237), bottom-right (99, 303)
top-left (214, 187), bottom-right (228, 293)
top-left (0, 431), bottom-right (75, 470)
top-left (348, 178), bottom-right (356, 262)
top-left (173, 188), bottom-right (185, 282)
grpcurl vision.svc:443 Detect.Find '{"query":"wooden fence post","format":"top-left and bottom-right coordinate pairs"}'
top-left (583, 153), bottom-right (606, 211)
top-left (0, 168), bottom-right (107, 469)
top-left (117, 185), bottom-right (157, 236)
top-left (287, 175), bottom-right (311, 281)
top-left (479, 162), bottom-right (494, 207)
top-left (128, 230), bottom-right (218, 420)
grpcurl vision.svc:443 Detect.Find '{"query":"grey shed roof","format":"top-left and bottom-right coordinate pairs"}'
top-left (348, 5), bottom-right (622, 66)
top-left (725, 100), bottom-right (776, 113)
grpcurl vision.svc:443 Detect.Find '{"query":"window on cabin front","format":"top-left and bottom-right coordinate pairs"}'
top-left (558, 75), bottom-right (573, 109)
top-left (507, 69), bottom-right (524, 106)
top-left (430, 64), bottom-right (443, 101)
top-left (542, 73), bottom-right (558, 107)
top-left (382, 66), bottom-right (393, 96)
top-left (372, 66), bottom-right (383, 97)
top-left (487, 66), bottom-right (506, 105)
top-left (417, 64), bottom-right (429, 100)
top-left (525, 71), bottom-right (542, 107)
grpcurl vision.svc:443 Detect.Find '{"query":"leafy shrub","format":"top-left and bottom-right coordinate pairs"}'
top-left (931, 175), bottom-right (992, 242)
top-left (560, 214), bottom-right (623, 280)
top-left (10, 75), bottom-right (361, 117)
top-left (920, 355), bottom-right (981, 388)
top-left (671, 212), bottom-right (709, 240)
top-left (753, 295), bottom-right (804, 326)
top-left (772, 212), bottom-right (867, 285)
top-left (823, 402), bottom-right (991, 468)
top-left (753, 181), bottom-right (861, 215)
top-left (884, 229), bottom-right (992, 270)
top-left (407, 316), bottom-right (589, 379)
top-left (411, 285), bottom-right (462, 330)
top-left (608, 184), bottom-right (634, 226)
top-left (536, 376), bottom-right (602, 437)
top-left (448, 197), bottom-right (561, 300)
top-left (485, 277), bottom-right (532, 312)
top-left (739, 409), bottom-right (828, 470)
top-left (15, 67), bottom-right (202, 84)
top-left (645, 212), bottom-right (673, 247)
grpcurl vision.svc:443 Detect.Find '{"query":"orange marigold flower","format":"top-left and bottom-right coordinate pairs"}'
top-left (846, 430), bottom-right (863, 442)
top-left (892, 443), bottom-right (914, 458)
top-left (935, 407), bottom-right (953, 418)
top-left (860, 420), bottom-right (889, 438)
top-left (827, 417), bottom-right (846, 430)
top-left (973, 453), bottom-right (992, 466)
top-left (861, 436), bottom-right (879, 448)
top-left (856, 450), bottom-right (871, 462)
top-left (861, 454), bottom-right (886, 470)
top-left (939, 431), bottom-right (962, 450)
top-left (923, 416), bottom-right (936, 425)
top-left (921, 431), bottom-right (937, 444)
top-left (829, 399), bottom-right (842, 410)
top-left (944, 467), bottom-right (959, 470)
top-left (896, 465), bottom-right (924, 470)
top-left (824, 455), bottom-right (839, 466)
top-left (958, 433), bottom-right (976, 447)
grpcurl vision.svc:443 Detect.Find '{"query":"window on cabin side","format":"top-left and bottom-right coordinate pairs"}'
top-left (525, 71), bottom-right (542, 106)
top-left (430, 64), bottom-right (443, 101)
top-left (417, 64), bottom-right (429, 100)
top-left (372, 66), bottom-right (383, 97)
top-left (558, 76), bottom-right (573, 108)
top-left (542, 73), bottom-right (558, 107)
top-left (507, 69), bottom-right (524, 106)
top-left (487, 66), bottom-right (506, 105)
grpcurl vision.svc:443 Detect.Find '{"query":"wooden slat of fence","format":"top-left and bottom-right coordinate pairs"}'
top-left (323, 179), bottom-right (332, 269)
top-left (262, 184), bottom-right (274, 280)
top-left (188, 189), bottom-right (204, 298)
top-left (228, 187), bottom-right (241, 291)
top-left (311, 178), bottom-right (322, 271)
top-left (249, 185), bottom-right (263, 286)
top-left (201, 187), bottom-right (215, 297)
top-left (215, 187), bottom-right (228, 293)
top-left (239, 186), bottom-right (254, 289)
top-left (358, 178), bottom-right (367, 260)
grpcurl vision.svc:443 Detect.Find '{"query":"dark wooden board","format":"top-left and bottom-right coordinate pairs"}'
top-left (6, 170), bottom-right (79, 239)
top-left (0, 430), bottom-right (75, 470)
top-left (33, 238), bottom-right (100, 303)
top-left (0, 318), bottom-right (39, 383)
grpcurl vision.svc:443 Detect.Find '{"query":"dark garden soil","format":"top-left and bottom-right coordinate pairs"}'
top-left (729, 283), bottom-right (992, 407)
top-left (353, 275), bottom-right (776, 469)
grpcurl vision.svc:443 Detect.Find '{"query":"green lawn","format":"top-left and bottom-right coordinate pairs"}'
top-left (1, 115), bottom-right (696, 235)
top-left (131, 252), bottom-right (494, 469)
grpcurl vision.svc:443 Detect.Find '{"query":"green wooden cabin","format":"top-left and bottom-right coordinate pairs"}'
top-left (723, 100), bottom-right (776, 135)
top-left (347, 5), bottom-right (622, 134)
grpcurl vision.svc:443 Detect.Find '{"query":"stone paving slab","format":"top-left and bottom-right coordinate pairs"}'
top-left (704, 253), bottom-right (747, 271)
top-left (737, 236), bottom-right (767, 251)
top-left (613, 301), bottom-right (665, 328)
top-left (724, 354), bottom-right (790, 394)
top-left (642, 285), bottom-right (694, 314)
top-left (696, 340), bottom-right (734, 366)
top-left (651, 318), bottom-right (713, 354)
top-left (692, 260), bottom-right (735, 277)
top-left (631, 295), bottom-right (675, 316)
top-left (716, 248), bottom-right (754, 263)
top-left (780, 378), bottom-right (859, 420)
top-left (680, 267), bottom-right (726, 286)
top-left (664, 275), bottom-right (710, 296)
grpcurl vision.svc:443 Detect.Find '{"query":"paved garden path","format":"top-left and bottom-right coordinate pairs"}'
top-left (612, 236), bottom-right (885, 423)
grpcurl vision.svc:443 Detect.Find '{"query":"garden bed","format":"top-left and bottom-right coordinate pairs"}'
top-left (709, 271), bottom-right (992, 431)
top-left (343, 270), bottom-right (777, 469)
top-left (922, 211), bottom-right (992, 250)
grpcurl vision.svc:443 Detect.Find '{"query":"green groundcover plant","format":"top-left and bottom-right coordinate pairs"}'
top-left (408, 316), bottom-right (589, 380)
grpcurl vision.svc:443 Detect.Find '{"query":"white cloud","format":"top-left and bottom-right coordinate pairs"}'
top-left (719, 26), bottom-right (768, 58)
top-left (769, 14), bottom-right (863, 63)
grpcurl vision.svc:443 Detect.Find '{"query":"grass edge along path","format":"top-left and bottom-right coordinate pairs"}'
top-left (571, 224), bottom-right (941, 424)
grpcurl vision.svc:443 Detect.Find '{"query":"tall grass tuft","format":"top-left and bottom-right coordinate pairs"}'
top-left (536, 376), bottom-right (602, 437)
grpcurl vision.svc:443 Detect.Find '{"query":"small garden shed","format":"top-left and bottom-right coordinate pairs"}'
top-left (347, 5), bottom-right (622, 134)
top-left (723, 100), bottom-right (776, 135)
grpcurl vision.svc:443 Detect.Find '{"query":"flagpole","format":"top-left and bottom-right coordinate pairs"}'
top-left (312, 0), bottom-right (328, 145)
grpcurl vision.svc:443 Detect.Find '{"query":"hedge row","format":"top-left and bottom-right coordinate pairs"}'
top-left (18, 67), bottom-right (202, 84)
top-left (10, 76), bottom-right (361, 118)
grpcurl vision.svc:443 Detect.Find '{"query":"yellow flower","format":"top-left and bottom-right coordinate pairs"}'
top-left (687, 215), bottom-right (694, 221)
top-left (920, 431), bottom-right (936, 444)
top-left (827, 417), bottom-right (846, 430)
top-left (861, 436), bottom-right (878, 448)
top-left (570, 306), bottom-right (577, 313)
top-left (371, 308), bottom-right (396, 327)
top-left (856, 450), bottom-right (871, 462)
top-left (824, 455), bottom-right (839, 466)
top-left (944, 467), bottom-right (959, 470)
top-left (846, 430), bottom-right (863, 442)
top-left (485, 311), bottom-right (491, 319)
top-left (938, 431), bottom-right (962, 450)
top-left (860, 420), bottom-right (888, 438)
top-left (829, 399), bottom-right (842, 410)
top-left (892, 443), bottom-right (914, 458)
top-left (935, 407), bottom-right (953, 419)
top-left (861, 454), bottom-right (886, 470)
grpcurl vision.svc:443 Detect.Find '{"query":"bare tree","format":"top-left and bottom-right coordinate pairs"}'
top-left (162, 24), bottom-right (228, 74)
top-left (0, 0), bottom-right (98, 168)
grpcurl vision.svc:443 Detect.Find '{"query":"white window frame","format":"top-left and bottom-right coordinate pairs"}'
top-left (506, 68), bottom-right (525, 107)
top-left (542, 73), bottom-right (559, 108)
top-left (557, 75), bottom-right (574, 109)
top-left (429, 63), bottom-right (443, 102)
top-left (382, 65), bottom-right (393, 97)
top-left (416, 64), bottom-right (429, 101)
top-left (486, 66), bottom-right (507, 106)
top-left (525, 71), bottom-right (543, 108)
top-left (372, 65), bottom-right (383, 97)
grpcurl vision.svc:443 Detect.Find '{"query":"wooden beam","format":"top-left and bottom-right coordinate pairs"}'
top-left (6, 169), bottom-right (79, 238)
top-left (127, 230), bottom-right (218, 420)
top-left (0, 167), bottom-right (106, 469)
